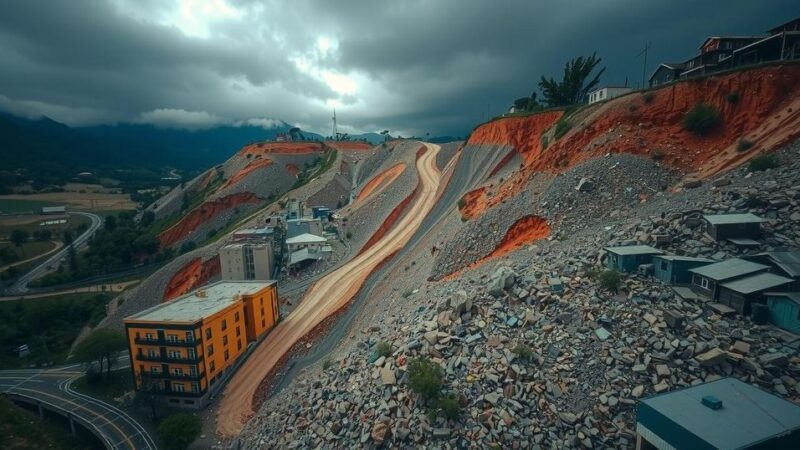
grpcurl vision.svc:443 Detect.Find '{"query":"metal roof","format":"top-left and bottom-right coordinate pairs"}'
top-left (765, 292), bottom-right (800, 305)
top-left (604, 245), bottom-right (663, 256)
top-left (703, 213), bottom-right (765, 225)
top-left (721, 272), bottom-right (794, 295)
top-left (126, 281), bottom-right (275, 324)
top-left (689, 258), bottom-right (768, 281)
top-left (639, 377), bottom-right (800, 449)
top-left (654, 255), bottom-right (713, 263)
top-left (755, 251), bottom-right (800, 278)
top-left (285, 233), bottom-right (327, 244)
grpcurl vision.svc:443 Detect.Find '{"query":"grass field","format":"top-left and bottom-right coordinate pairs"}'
top-left (0, 240), bottom-right (57, 264)
top-left (73, 369), bottom-right (133, 403)
top-left (0, 198), bottom-right (62, 214)
top-left (0, 213), bottom-right (91, 240)
top-left (0, 192), bottom-right (137, 212)
top-left (0, 397), bottom-right (98, 450)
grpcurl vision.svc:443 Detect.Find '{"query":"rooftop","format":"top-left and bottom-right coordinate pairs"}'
top-left (703, 213), bottom-right (764, 226)
top-left (125, 281), bottom-right (275, 324)
top-left (765, 292), bottom-right (800, 305)
top-left (654, 255), bottom-right (714, 263)
top-left (286, 233), bottom-right (327, 244)
top-left (753, 251), bottom-right (800, 277)
top-left (604, 245), bottom-right (663, 256)
top-left (689, 258), bottom-right (769, 281)
top-left (721, 272), bottom-right (794, 295)
top-left (639, 378), bottom-right (800, 449)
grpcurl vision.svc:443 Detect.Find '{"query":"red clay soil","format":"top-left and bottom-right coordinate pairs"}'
top-left (285, 163), bottom-right (300, 177)
top-left (458, 187), bottom-right (488, 220)
top-left (325, 141), bottom-right (373, 152)
top-left (238, 142), bottom-right (323, 157)
top-left (464, 64), bottom-right (800, 217)
top-left (356, 162), bottom-right (406, 202)
top-left (162, 256), bottom-right (221, 301)
top-left (158, 193), bottom-right (261, 248)
top-left (221, 159), bottom-right (273, 190)
top-left (357, 147), bottom-right (425, 256)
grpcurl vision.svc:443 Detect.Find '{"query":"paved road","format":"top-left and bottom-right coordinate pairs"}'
top-left (216, 142), bottom-right (443, 437)
top-left (7, 211), bottom-right (103, 294)
top-left (0, 362), bottom-right (156, 450)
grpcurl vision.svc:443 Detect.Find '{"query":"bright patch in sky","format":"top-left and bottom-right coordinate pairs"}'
top-left (321, 71), bottom-right (357, 95)
top-left (172, 0), bottom-right (242, 37)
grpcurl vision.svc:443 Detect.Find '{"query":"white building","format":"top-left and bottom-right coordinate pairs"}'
top-left (587, 86), bottom-right (633, 105)
top-left (220, 242), bottom-right (274, 281)
top-left (285, 233), bottom-right (328, 253)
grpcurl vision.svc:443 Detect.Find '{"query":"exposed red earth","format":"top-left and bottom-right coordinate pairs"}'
top-left (221, 159), bottom-right (273, 190)
top-left (216, 143), bottom-right (442, 437)
top-left (162, 256), bottom-right (221, 301)
top-left (285, 163), bottom-right (300, 177)
top-left (462, 64), bottom-right (800, 218)
top-left (238, 141), bottom-right (323, 157)
top-left (356, 162), bottom-right (407, 202)
top-left (325, 140), bottom-right (373, 151)
top-left (158, 192), bottom-right (261, 247)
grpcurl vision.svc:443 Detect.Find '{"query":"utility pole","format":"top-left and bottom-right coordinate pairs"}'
top-left (636, 42), bottom-right (651, 90)
top-left (331, 109), bottom-right (338, 140)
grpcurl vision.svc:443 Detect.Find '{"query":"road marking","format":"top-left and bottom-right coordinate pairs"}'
top-left (11, 387), bottom-right (137, 450)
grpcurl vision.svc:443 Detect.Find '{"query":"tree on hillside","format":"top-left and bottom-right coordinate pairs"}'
top-left (157, 413), bottom-right (202, 450)
top-left (72, 328), bottom-right (127, 379)
top-left (10, 229), bottom-right (29, 256)
top-left (539, 53), bottom-right (605, 107)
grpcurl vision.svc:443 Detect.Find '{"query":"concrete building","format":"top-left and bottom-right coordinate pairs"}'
top-left (587, 86), bottom-right (633, 105)
top-left (220, 243), bottom-right (274, 281)
top-left (124, 281), bottom-right (279, 409)
top-left (636, 377), bottom-right (800, 450)
top-left (232, 227), bottom-right (274, 241)
top-left (286, 218), bottom-right (324, 239)
top-left (286, 199), bottom-right (304, 220)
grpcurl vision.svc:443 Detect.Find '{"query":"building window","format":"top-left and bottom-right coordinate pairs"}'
top-left (190, 366), bottom-right (198, 376)
top-left (224, 350), bottom-right (229, 361)
top-left (188, 348), bottom-right (196, 359)
top-left (223, 335), bottom-right (228, 346)
top-left (173, 383), bottom-right (185, 392)
top-left (168, 350), bottom-right (181, 359)
top-left (151, 366), bottom-right (160, 374)
top-left (260, 298), bottom-right (264, 306)
top-left (173, 367), bottom-right (183, 376)
top-left (205, 329), bottom-right (212, 339)
top-left (145, 332), bottom-right (154, 340)
top-left (186, 331), bottom-right (194, 342)
top-left (148, 349), bottom-right (157, 357)
top-left (260, 308), bottom-right (265, 316)
top-left (192, 383), bottom-right (200, 393)
top-left (701, 278), bottom-right (709, 289)
top-left (221, 319), bottom-right (227, 331)
top-left (235, 312), bottom-right (240, 322)
top-left (261, 319), bottom-right (266, 328)
top-left (167, 334), bottom-right (178, 343)
top-left (207, 344), bottom-right (214, 356)
top-left (236, 326), bottom-right (241, 337)
top-left (209, 361), bottom-right (216, 373)
top-left (237, 340), bottom-right (242, 350)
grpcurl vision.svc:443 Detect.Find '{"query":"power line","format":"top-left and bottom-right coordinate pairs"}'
top-left (636, 42), bottom-right (651, 89)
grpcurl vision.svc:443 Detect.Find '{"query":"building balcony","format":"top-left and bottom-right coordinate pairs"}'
top-left (147, 387), bottom-right (205, 398)
top-left (135, 353), bottom-right (203, 364)
top-left (140, 371), bottom-right (205, 381)
top-left (134, 336), bottom-right (199, 347)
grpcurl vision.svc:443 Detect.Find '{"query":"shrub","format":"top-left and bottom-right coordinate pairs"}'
top-left (345, 231), bottom-right (352, 239)
top-left (749, 154), bottom-right (779, 172)
top-left (725, 92), bottom-right (740, 104)
top-left (407, 357), bottom-right (443, 402)
top-left (597, 270), bottom-right (621, 293)
top-left (322, 359), bottom-right (333, 370)
top-left (650, 149), bottom-right (665, 161)
top-left (376, 341), bottom-right (392, 358)
top-left (540, 134), bottom-right (549, 150)
top-left (157, 413), bottom-right (201, 450)
top-left (643, 92), bottom-right (655, 104)
top-left (457, 197), bottom-right (466, 209)
top-left (436, 393), bottom-right (461, 421)
top-left (628, 104), bottom-right (638, 113)
top-left (554, 119), bottom-right (571, 139)
top-left (737, 139), bottom-right (754, 152)
top-left (682, 103), bottom-right (721, 136)
top-left (511, 344), bottom-right (534, 360)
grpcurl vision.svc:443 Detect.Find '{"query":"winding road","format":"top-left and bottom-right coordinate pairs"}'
top-left (6, 211), bottom-right (102, 295)
top-left (216, 142), bottom-right (442, 437)
top-left (0, 360), bottom-right (156, 450)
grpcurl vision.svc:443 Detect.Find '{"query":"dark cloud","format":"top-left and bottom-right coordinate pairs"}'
top-left (0, 0), bottom-right (793, 135)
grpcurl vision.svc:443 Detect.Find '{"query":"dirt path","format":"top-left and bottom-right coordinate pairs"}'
top-left (0, 240), bottom-right (62, 272)
top-left (215, 142), bottom-right (441, 437)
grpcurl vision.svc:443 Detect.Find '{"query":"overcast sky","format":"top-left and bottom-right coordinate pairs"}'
top-left (0, 1), bottom-right (794, 137)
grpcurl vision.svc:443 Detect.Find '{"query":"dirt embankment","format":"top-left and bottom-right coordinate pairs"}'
top-left (285, 163), bottom-right (300, 177)
top-left (356, 162), bottom-right (407, 202)
top-left (487, 215), bottom-right (550, 259)
top-left (325, 141), bottom-right (373, 152)
top-left (158, 192), bottom-right (261, 248)
top-left (162, 256), bottom-right (221, 301)
top-left (463, 64), bottom-right (800, 217)
top-left (221, 159), bottom-right (273, 190)
top-left (239, 142), bottom-right (323, 157)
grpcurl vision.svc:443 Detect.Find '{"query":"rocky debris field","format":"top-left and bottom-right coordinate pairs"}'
top-left (235, 139), bottom-right (800, 449)
top-left (435, 141), bottom-right (462, 171)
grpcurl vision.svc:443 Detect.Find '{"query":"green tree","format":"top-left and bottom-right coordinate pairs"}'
top-left (140, 210), bottom-right (156, 227)
top-left (10, 229), bottom-right (29, 256)
top-left (157, 413), bottom-right (201, 450)
top-left (407, 357), bottom-right (443, 403)
top-left (104, 215), bottom-right (117, 231)
top-left (72, 328), bottom-right (127, 378)
top-left (539, 53), bottom-right (605, 106)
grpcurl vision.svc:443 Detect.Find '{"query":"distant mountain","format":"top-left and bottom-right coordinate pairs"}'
top-left (0, 112), bottom-right (322, 189)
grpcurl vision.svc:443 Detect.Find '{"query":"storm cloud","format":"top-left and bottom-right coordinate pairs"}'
top-left (0, 0), bottom-right (793, 136)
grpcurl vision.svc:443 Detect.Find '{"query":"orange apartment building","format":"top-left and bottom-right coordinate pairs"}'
top-left (124, 280), bottom-right (279, 409)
